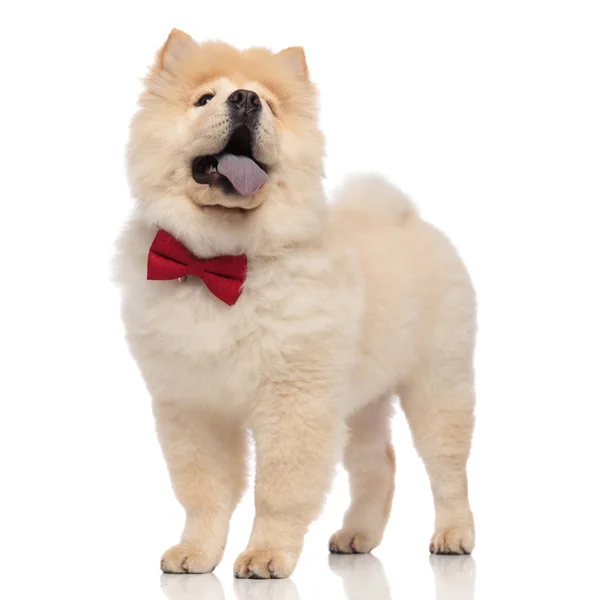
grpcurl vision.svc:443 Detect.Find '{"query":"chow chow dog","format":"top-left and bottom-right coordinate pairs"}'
top-left (114, 29), bottom-right (476, 579)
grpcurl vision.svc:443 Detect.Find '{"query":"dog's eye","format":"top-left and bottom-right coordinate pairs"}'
top-left (195, 94), bottom-right (214, 107)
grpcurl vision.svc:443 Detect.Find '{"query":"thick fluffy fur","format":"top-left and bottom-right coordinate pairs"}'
top-left (114, 30), bottom-right (476, 579)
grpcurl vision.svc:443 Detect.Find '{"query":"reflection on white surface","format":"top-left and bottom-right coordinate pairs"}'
top-left (160, 572), bottom-right (301, 600)
top-left (430, 555), bottom-right (476, 600)
top-left (161, 573), bottom-right (225, 599)
top-left (329, 553), bottom-right (392, 600)
top-left (158, 552), bottom-right (476, 600)
top-left (234, 578), bottom-right (300, 600)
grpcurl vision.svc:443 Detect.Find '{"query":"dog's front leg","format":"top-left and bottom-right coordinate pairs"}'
top-left (234, 380), bottom-right (342, 579)
top-left (154, 401), bottom-right (247, 574)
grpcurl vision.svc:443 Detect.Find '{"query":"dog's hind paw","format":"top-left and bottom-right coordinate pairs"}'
top-left (429, 525), bottom-right (474, 555)
top-left (329, 528), bottom-right (381, 554)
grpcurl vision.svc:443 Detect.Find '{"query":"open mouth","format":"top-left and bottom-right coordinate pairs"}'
top-left (192, 126), bottom-right (268, 197)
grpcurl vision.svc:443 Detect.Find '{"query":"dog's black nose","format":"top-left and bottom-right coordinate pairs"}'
top-left (228, 89), bottom-right (261, 113)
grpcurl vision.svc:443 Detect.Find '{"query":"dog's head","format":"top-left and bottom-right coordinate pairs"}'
top-left (127, 30), bottom-right (326, 255)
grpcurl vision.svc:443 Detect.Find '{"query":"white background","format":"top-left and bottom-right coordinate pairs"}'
top-left (1, 1), bottom-right (599, 598)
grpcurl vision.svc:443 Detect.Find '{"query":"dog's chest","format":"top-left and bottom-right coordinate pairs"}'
top-left (124, 278), bottom-right (269, 406)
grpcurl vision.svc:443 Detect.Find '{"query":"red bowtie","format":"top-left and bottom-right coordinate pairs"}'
top-left (147, 229), bottom-right (247, 306)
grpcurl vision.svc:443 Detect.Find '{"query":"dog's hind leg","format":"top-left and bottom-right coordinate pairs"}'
top-left (400, 371), bottom-right (475, 555)
top-left (329, 394), bottom-right (396, 554)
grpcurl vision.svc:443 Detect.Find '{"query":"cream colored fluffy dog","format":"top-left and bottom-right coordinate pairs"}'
top-left (114, 29), bottom-right (476, 579)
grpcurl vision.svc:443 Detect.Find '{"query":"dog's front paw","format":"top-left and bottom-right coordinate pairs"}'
top-left (234, 548), bottom-right (298, 579)
top-left (329, 528), bottom-right (381, 554)
top-left (160, 542), bottom-right (221, 574)
top-left (429, 525), bottom-right (474, 555)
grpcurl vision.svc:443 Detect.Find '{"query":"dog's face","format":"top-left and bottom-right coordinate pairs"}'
top-left (128, 30), bottom-right (325, 245)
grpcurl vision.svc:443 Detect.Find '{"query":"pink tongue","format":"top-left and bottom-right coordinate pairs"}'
top-left (216, 153), bottom-right (268, 197)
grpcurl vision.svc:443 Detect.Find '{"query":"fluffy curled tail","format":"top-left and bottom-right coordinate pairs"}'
top-left (331, 174), bottom-right (418, 223)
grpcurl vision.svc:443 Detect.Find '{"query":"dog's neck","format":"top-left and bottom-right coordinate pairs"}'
top-left (135, 183), bottom-right (329, 260)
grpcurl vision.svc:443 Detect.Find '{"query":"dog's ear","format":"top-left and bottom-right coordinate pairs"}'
top-left (153, 29), bottom-right (197, 74)
top-left (277, 47), bottom-right (309, 81)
